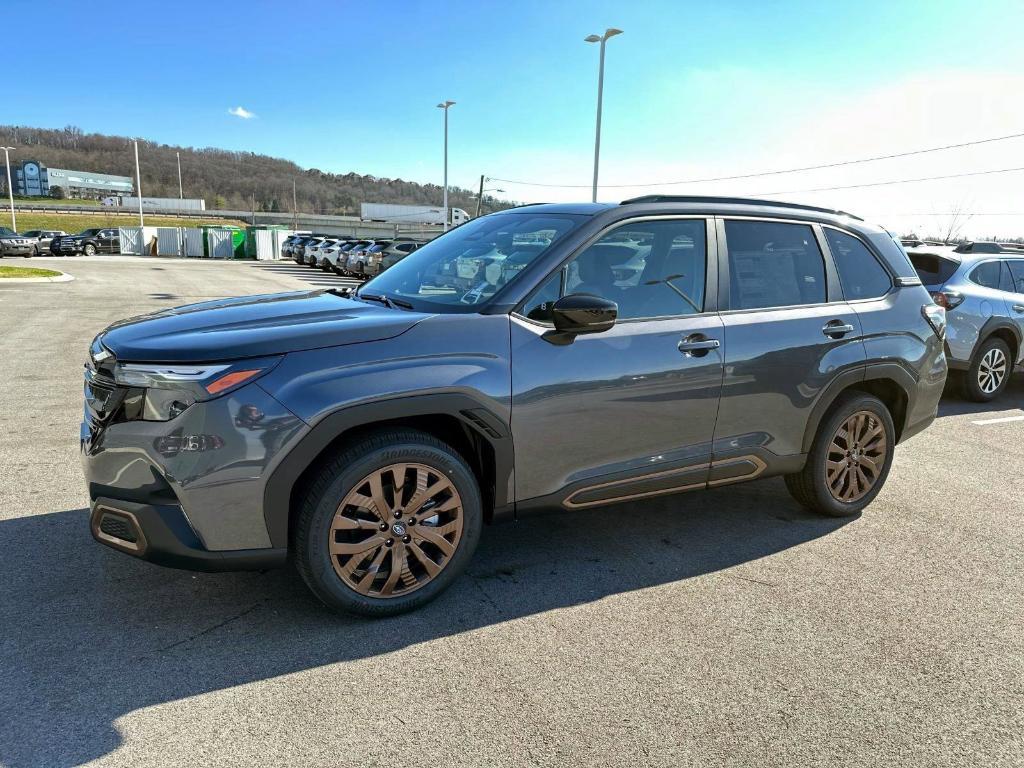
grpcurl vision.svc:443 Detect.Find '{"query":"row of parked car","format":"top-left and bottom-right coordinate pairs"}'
top-left (0, 227), bottom-right (124, 257)
top-left (282, 234), bottom-right (426, 278)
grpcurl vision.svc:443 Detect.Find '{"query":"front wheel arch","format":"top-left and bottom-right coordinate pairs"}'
top-left (263, 394), bottom-right (514, 549)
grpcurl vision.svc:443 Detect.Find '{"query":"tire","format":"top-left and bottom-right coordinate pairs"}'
top-left (294, 428), bottom-right (483, 617)
top-left (961, 336), bottom-right (1011, 402)
top-left (28, 246), bottom-right (37, 258)
top-left (83, 243), bottom-right (96, 256)
top-left (785, 391), bottom-right (895, 517)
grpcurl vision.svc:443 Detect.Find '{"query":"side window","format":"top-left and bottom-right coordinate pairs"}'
top-left (970, 261), bottom-right (1002, 290)
top-left (520, 220), bottom-right (707, 322)
top-left (823, 229), bottom-right (891, 300)
top-left (725, 220), bottom-right (826, 310)
top-left (522, 271), bottom-right (562, 322)
top-left (1007, 261), bottom-right (1024, 294)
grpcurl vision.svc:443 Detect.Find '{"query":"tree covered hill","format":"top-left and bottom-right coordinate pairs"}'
top-left (0, 125), bottom-right (513, 216)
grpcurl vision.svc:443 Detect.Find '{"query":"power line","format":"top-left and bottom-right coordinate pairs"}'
top-left (754, 166), bottom-right (1024, 196)
top-left (488, 130), bottom-right (1024, 189)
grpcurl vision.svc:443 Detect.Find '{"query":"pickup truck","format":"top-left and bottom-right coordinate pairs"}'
top-left (21, 230), bottom-right (67, 256)
top-left (50, 228), bottom-right (120, 256)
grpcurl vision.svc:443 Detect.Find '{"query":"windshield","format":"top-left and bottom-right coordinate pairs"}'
top-left (361, 212), bottom-right (586, 310)
top-left (79, 229), bottom-right (100, 236)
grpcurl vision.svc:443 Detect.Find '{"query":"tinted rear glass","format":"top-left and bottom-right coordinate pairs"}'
top-left (908, 252), bottom-right (959, 285)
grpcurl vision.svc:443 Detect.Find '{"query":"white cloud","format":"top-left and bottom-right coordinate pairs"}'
top-left (228, 106), bottom-right (256, 119)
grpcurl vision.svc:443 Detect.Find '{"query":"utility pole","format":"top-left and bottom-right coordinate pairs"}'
top-left (292, 179), bottom-right (297, 231)
top-left (475, 174), bottom-right (485, 218)
top-left (133, 139), bottom-right (145, 227)
top-left (584, 28), bottom-right (623, 203)
top-left (1, 146), bottom-right (16, 231)
top-left (176, 151), bottom-right (183, 199)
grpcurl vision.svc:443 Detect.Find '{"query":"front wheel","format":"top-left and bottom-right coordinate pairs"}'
top-left (962, 337), bottom-right (1011, 402)
top-left (785, 392), bottom-right (895, 517)
top-left (83, 243), bottom-right (96, 256)
top-left (294, 428), bottom-right (482, 617)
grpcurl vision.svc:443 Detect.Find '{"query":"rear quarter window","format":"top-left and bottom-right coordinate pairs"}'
top-left (908, 252), bottom-right (959, 286)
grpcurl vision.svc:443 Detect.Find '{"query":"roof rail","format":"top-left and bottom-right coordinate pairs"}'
top-left (619, 195), bottom-right (864, 222)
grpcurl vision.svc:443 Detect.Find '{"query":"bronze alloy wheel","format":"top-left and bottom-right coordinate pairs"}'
top-left (825, 410), bottom-right (888, 503)
top-left (329, 463), bottom-right (464, 598)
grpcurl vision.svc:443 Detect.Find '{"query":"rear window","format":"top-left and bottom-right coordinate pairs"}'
top-left (908, 252), bottom-right (959, 286)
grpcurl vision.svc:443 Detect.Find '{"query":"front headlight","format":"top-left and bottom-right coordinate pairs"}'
top-left (113, 356), bottom-right (282, 420)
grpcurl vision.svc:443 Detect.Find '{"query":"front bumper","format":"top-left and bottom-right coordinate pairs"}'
top-left (52, 243), bottom-right (83, 255)
top-left (82, 379), bottom-right (308, 568)
top-left (1, 243), bottom-right (34, 255)
top-left (90, 497), bottom-right (287, 571)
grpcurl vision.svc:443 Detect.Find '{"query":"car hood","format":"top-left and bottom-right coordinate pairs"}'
top-left (98, 289), bottom-right (431, 363)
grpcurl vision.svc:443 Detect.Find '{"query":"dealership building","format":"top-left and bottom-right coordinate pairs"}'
top-left (13, 160), bottom-right (133, 199)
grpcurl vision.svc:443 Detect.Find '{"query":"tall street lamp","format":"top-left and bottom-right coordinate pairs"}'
top-left (176, 151), bottom-right (183, 200)
top-left (584, 27), bottom-right (623, 203)
top-left (133, 139), bottom-right (144, 227)
top-left (437, 100), bottom-right (455, 231)
top-left (1, 146), bottom-right (16, 230)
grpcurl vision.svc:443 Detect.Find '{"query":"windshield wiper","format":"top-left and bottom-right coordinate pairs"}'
top-left (358, 292), bottom-right (414, 310)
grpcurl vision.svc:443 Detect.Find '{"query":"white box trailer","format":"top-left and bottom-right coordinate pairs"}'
top-left (360, 203), bottom-right (469, 226)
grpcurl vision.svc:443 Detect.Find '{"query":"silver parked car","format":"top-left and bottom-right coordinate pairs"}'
top-left (908, 246), bottom-right (1023, 401)
top-left (21, 230), bottom-right (67, 256)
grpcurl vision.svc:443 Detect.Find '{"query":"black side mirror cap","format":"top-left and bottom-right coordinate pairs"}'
top-left (544, 293), bottom-right (618, 344)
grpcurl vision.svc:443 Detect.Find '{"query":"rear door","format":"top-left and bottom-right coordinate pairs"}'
top-left (713, 218), bottom-right (866, 464)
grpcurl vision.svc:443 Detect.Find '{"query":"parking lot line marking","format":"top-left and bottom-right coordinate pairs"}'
top-left (971, 415), bottom-right (1024, 425)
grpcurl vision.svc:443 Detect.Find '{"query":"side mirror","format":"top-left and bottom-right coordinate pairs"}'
top-left (545, 293), bottom-right (617, 344)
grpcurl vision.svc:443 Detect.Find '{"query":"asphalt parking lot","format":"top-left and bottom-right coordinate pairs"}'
top-left (1, 255), bottom-right (1022, 767)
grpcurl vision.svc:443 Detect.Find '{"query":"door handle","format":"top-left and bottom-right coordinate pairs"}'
top-left (1013, 304), bottom-right (1024, 313)
top-left (822, 321), bottom-right (855, 338)
top-left (678, 334), bottom-right (720, 357)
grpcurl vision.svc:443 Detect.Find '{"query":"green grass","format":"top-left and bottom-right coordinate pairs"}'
top-left (13, 195), bottom-right (101, 206)
top-left (0, 265), bottom-right (62, 278)
top-left (11, 212), bottom-right (248, 233)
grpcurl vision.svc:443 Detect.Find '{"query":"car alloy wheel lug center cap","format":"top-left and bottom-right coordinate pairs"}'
top-left (391, 522), bottom-right (407, 537)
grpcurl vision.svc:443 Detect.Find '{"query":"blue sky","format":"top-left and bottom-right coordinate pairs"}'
top-left (6, 0), bottom-right (1024, 235)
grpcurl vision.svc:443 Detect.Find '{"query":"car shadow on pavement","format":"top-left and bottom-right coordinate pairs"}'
top-left (935, 374), bottom-right (1024, 418)
top-left (0, 478), bottom-right (849, 767)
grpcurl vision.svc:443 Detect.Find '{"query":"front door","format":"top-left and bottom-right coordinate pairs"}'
top-left (510, 217), bottom-right (725, 506)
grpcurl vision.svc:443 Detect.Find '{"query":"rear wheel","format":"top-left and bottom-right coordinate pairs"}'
top-left (785, 392), bottom-right (895, 517)
top-left (294, 429), bottom-right (482, 617)
top-left (962, 336), bottom-right (1011, 402)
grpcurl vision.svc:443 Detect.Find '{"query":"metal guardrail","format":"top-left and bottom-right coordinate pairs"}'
top-left (10, 202), bottom-right (445, 238)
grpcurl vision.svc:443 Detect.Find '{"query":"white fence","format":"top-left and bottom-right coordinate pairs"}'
top-left (119, 226), bottom-right (298, 259)
top-left (184, 228), bottom-right (204, 257)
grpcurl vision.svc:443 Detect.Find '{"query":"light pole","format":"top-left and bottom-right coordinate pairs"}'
top-left (437, 100), bottom-right (455, 231)
top-left (176, 151), bottom-right (183, 200)
top-left (584, 28), bottom-right (622, 203)
top-left (1, 146), bottom-right (16, 230)
top-left (133, 139), bottom-right (144, 227)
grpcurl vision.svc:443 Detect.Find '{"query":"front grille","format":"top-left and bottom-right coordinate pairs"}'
top-left (99, 512), bottom-right (138, 543)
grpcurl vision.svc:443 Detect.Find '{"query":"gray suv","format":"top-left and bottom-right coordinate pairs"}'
top-left (82, 196), bottom-right (947, 616)
top-left (907, 246), bottom-right (1023, 400)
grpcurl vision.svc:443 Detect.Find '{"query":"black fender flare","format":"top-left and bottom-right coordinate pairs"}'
top-left (262, 393), bottom-right (514, 548)
top-left (800, 363), bottom-right (918, 453)
top-left (972, 317), bottom-right (1022, 365)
